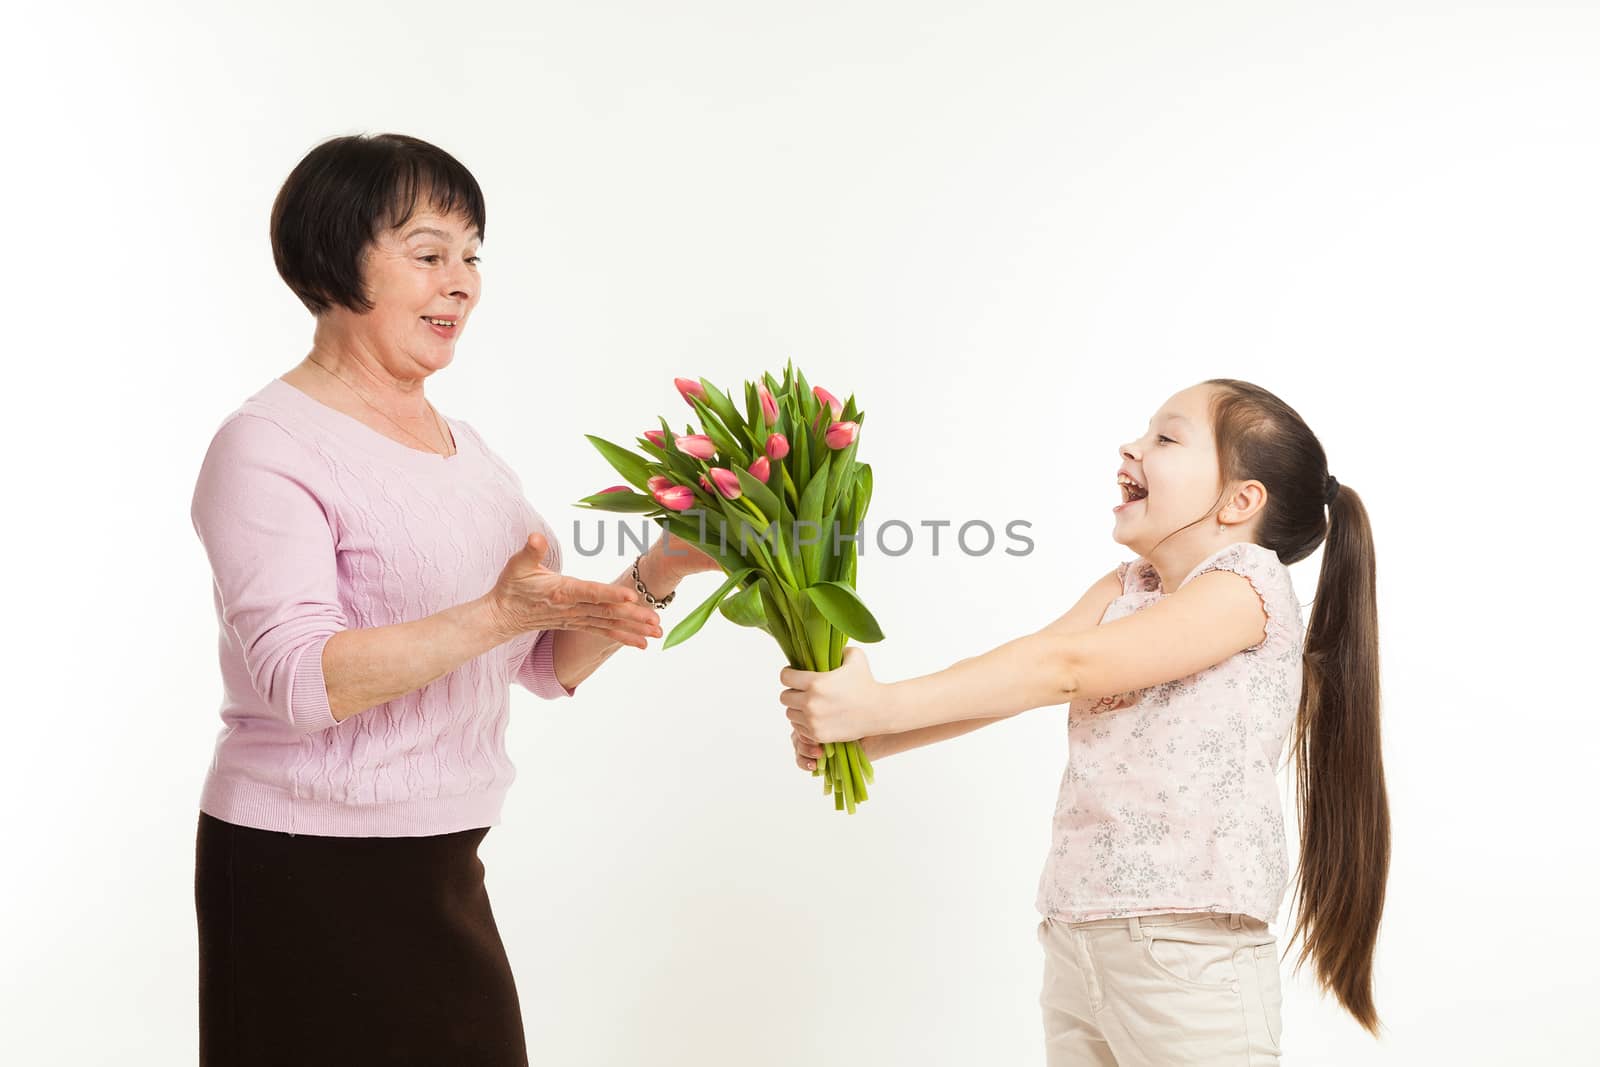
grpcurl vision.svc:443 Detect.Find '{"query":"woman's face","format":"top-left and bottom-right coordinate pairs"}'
top-left (1114, 384), bottom-right (1230, 554)
top-left (342, 206), bottom-right (482, 377)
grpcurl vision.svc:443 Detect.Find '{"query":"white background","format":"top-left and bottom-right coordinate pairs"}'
top-left (4, 2), bottom-right (1596, 1064)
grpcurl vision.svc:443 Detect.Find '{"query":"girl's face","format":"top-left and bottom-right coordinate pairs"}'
top-left (1114, 384), bottom-right (1244, 555)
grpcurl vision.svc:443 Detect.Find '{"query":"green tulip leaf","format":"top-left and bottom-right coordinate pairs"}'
top-left (797, 454), bottom-right (831, 585)
top-left (719, 579), bottom-right (770, 630)
top-left (691, 396), bottom-right (747, 464)
top-left (735, 466), bottom-right (783, 525)
top-left (802, 581), bottom-right (884, 643)
top-left (664, 567), bottom-right (754, 650)
top-left (698, 378), bottom-right (746, 439)
top-left (586, 434), bottom-right (652, 490)
top-left (575, 491), bottom-right (660, 513)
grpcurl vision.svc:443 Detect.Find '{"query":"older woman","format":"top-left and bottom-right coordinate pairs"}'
top-left (189, 133), bottom-right (719, 1066)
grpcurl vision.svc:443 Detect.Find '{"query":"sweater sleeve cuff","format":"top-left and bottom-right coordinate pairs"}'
top-left (288, 633), bottom-right (340, 732)
top-left (519, 629), bottom-right (577, 699)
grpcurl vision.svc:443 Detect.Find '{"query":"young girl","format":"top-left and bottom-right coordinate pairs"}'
top-left (779, 378), bottom-right (1389, 1065)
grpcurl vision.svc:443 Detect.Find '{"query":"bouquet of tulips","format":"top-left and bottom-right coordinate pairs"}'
top-left (576, 361), bottom-right (884, 812)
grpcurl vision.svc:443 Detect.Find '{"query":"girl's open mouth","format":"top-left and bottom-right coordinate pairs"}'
top-left (1115, 479), bottom-right (1148, 513)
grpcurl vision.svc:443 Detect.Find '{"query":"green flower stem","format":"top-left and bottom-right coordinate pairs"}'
top-left (846, 742), bottom-right (868, 802)
top-left (754, 519), bottom-right (801, 591)
top-left (735, 496), bottom-right (768, 528)
top-left (806, 622), bottom-right (830, 675)
top-left (777, 588), bottom-right (819, 672)
top-left (786, 624), bottom-right (815, 674)
top-left (781, 465), bottom-right (800, 511)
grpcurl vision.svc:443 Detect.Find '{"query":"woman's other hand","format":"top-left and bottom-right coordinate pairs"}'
top-left (485, 533), bottom-right (663, 648)
top-left (646, 531), bottom-right (723, 584)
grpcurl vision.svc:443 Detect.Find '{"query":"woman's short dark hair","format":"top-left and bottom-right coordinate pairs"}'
top-left (270, 133), bottom-right (487, 315)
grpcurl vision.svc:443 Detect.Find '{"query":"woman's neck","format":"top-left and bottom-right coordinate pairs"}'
top-left (304, 327), bottom-right (432, 421)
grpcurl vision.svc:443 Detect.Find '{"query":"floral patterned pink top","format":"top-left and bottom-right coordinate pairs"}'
top-left (1035, 540), bottom-right (1305, 924)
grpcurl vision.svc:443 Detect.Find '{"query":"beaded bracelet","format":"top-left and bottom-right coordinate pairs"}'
top-left (631, 555), bottom-right (676, 609)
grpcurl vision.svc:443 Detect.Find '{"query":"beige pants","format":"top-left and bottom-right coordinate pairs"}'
top-left (1037, 911), bottom-right (1284, 1066)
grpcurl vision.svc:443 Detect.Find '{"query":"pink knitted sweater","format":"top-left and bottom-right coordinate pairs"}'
top-left (190, 377), bottom-right (574, 837)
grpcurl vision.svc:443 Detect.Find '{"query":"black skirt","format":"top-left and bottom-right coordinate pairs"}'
top-left (195, 812), bottom-right (528, 1066)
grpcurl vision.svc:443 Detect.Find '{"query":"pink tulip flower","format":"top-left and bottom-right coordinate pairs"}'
top-left (644, 429), bottom-right (667, 447)
top-left (647, 475), bottom-right (673, 494)
top-left (675, 377), bottom-right (707, 405)
top-left (813, 386), bottom-right (843, 418)
top-left (653, 485), bottom-right (696, 511)
top-left (758, 383), bottom-right (779, 424)
top-left (825, 421), bottom-right (859, 450)
top-left (749, 456), bottom-right (771, 482)
top-left (765, 433), bottom-right (790, 461)
top-left (676, 434), bottom-right (716, 460)
top-left (709, 467), bottom-right (743, 500)
top-left (599, 485), bottom-right (632, 494)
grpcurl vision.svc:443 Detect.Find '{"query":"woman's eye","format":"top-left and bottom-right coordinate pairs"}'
top-left (466, 256), bottom-right (481, 265)
top-left (419, 255), bottom-right (440, 263)
top-left (1157, 435), bottom-right (1175, 444)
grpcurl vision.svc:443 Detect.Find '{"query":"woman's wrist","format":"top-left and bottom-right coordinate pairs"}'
top-left (475, 591), bottom-right (520, 645)
top-left (635, 546), bottom-right (684, 602)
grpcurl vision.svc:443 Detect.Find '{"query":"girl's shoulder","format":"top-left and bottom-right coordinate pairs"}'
top-left (1182, 541), bottom-right (1288, 589)
top-left (1119, 541), bottom-right (1288, 593)
top-left (1119, 542), bottom-right (1301, 653)
top-left (1183, 542), bottom-right (1300, 654)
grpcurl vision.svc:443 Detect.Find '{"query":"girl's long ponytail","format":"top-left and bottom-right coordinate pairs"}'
top-left (1288, 481), bottom-right (1390, 1034)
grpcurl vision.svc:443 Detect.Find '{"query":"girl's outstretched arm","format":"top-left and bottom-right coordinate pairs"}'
top-left (791, 706), bottom-right (1006, 772)
top-left (789, 567), bottom-right (1122, 768)
top-left (780, 564), bottom-right (1267, 743)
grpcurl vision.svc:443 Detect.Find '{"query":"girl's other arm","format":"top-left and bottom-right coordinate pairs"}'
top-left (1055, 567), bottom-right (1269, 703)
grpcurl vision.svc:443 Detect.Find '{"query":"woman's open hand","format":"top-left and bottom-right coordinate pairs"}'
top-left (485, 532), bottom-right (663, 649)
